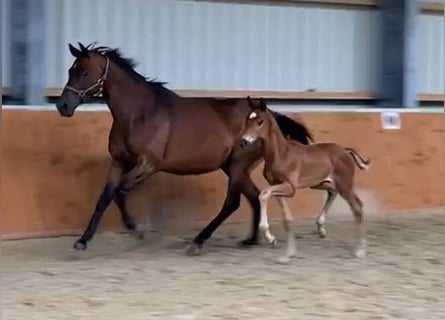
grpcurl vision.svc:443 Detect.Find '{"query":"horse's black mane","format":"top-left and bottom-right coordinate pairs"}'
top-left (81, 42), bottom-right (172, 97)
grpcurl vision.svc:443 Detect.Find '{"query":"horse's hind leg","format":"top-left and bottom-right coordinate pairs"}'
top-left (186, 172), bottom-right (243, 255)
top-left (340, 189), bottom-right (367, 258)
top-left (237, 176), bottom-right (262, 246)
top-left (186, 149), bottom-right (263, 255)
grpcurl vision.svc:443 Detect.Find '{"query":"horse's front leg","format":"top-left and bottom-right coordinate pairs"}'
top-left (115, 156), bottom-right (157, 237)
top-left (114, 183), bottom-right (145, 240)
top-left (74, 157), bottom-right (156, 250)
top-left (119, 155), bottom-right (157, 191)
top-left (73, 160), bottom-right (124, 250)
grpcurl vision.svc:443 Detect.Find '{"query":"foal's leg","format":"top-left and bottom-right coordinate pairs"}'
top-left (311, 181), bottom-right (338, 238)
top-left (259, 182), bottom-right (295, 259)
top-left (340, 190), bottom-right (367, 258)
top-left (276, 197), bottom-right (297, 263)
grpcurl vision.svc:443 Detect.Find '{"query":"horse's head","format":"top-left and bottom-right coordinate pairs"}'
top-left (56, 42), bottom-right (109, 117)
top-left (240, 96), bottom-right (270, 149)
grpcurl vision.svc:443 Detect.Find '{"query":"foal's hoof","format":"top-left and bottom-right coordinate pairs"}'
top-left (185, 243), bottom-right (202, 256)
top-left (276, 256), bottom-right (292, 265)
top-left (267, 237), bottom-right (278, 247)
top-left (73, 239), bottom-right (87, 251)
top-left (318, 228), bottom-right (327, 239)
top-left (238, 237), bottom-right (259, 247)
top-left (354, 248), bottom-right (367, 259)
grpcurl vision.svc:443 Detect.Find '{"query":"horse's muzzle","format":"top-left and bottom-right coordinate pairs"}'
top-left (240, 137), bottom-right (254, 150)
top-left (56, 101), bottom-right (74, 117)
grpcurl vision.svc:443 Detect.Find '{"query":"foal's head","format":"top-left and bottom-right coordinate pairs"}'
top-left (56, 42), bottom-right (109, 117)
top-left (240, 96), bottom-right (271, 149)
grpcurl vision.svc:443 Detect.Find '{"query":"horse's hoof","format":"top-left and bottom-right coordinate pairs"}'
top-left (132, 224), bottom-right (146, 240)
top-left (238, 237), bottom-right (259, 247)
top-left (185, 243), bottom-right (202, 256)
top-left (73, 240), bottom-right (87, 251)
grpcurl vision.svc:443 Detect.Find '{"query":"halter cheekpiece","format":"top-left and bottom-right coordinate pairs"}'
top-left (65, 55), bottom-right (109, 98)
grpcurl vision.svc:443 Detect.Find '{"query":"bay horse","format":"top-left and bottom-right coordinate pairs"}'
top-left (55, 42), bottom-right (314, 254)
top-left (240, 97), bottom-right (370, 263)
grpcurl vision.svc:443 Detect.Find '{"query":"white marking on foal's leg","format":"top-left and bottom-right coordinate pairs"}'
top-left (355, 238), bottom-right (367, 258)
top-left (354, 218), bottom-right (367, 258)
top-left (348, 192), bottom-right (367, 258)
top-left (259, 213), bottom-right (277, 245)
top-left (259, 189), bottom-right (277, 246)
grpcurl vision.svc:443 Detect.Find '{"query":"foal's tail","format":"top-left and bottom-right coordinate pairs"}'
top-left (345, 148), bottom-right (371, 170)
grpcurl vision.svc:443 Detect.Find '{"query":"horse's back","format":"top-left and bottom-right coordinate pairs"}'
top-left (312, 142), bottom-right (356, 175)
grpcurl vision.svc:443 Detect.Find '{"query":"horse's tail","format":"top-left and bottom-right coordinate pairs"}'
top-left (270, 110), bottom-right (314, 145)
top-left (345, 147), bottom-right (371, 170)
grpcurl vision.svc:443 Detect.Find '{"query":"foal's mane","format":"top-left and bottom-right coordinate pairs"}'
top-left (81, 42), bottom-right (176, 99)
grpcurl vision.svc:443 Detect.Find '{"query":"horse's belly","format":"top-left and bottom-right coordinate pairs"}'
top-left (293, 167), bottom-right (331, 188)
top-left (158, 109), bottom-right (238, 174)
top-left (160, 144), bottom-right (232, 175)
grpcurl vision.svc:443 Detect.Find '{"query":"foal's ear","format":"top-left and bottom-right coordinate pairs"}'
top-left (68, 43), bottom-right (82, 58)
top-left (259, 98), bottom-right (267, 111)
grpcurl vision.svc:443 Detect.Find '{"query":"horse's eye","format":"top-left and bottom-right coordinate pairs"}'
top-left (82, 71), bottom-right (88, 77)
top-left (257, 119), bottom-right (264, 126)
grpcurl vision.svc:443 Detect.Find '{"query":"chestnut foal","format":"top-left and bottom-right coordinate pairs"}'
top-left (240, 97), bottom-right (371, 262)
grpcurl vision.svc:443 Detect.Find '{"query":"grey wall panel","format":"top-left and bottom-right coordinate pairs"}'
top-left (2, 0), bottom-right (442, 95)
top-left (6, 0), bottom-right (441, 95)
top-left (1, 0), bottom-right (11, 87)
top-left (37, 0), bottom-right (380, 92)
top-left (419, 13), bottom-right (444, 94)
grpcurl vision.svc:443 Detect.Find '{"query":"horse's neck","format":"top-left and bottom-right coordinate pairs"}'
top-left (103, 64), bottom-right (157, 129)
top-left (263, 115), bottom-right (303, 165)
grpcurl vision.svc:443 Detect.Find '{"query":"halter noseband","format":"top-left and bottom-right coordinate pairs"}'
top-left (65, 56), bottom-right (110, 98)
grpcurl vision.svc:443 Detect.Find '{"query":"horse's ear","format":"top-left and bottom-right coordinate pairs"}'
top-left (78, 42), bottom-right (87, 53)
top-left (247, 95), bottom-right (254, 109)
top-left (77, 42), bottom-right (91, 58)
top-left (259, 98), bottom-right (267, 111)
top-left (68, 43), bottom-right (82, 58)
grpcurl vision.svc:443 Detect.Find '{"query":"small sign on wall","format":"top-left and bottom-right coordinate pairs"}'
top-left (381, 111), bottom-right (401, 130)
